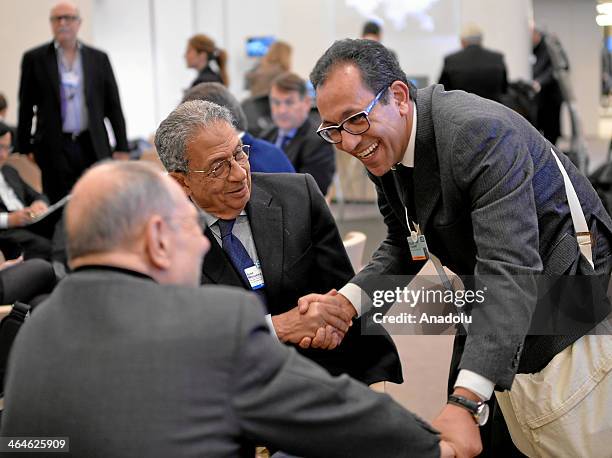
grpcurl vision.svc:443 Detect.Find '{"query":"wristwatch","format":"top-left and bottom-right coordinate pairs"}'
top-left (448, 394), bottom-right (490, 426)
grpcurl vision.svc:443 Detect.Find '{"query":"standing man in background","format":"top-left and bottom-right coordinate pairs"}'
top-left (17, 1), bottom-right (129, 203)
top-left (439, 24), bottom-right (508, 103)
top-left (532, 28), bottom-right (565, 146)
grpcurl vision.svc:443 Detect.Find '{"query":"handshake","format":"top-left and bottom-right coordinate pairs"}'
top-left (271, 289), bottom-right (357, 350)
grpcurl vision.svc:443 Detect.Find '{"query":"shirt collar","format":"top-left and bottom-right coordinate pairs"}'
top-left (398, 102), bottom-right (417, 168)
top-left (72, 264), bottom-right (156, 282)
top-left (54, 40), bottom-right (82, 51)
top-left (200, 206), bottom-right (247, 229)
top-left (278, 128), bottom-right (297, 140)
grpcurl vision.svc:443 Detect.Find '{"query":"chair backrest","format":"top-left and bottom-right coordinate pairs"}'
top-left (343, 231), bottom-right (367, 273)
top-left (5, 154), bottom-right (42, 193)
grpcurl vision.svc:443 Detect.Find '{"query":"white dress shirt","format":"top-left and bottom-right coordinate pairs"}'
top-left (0, 171), bottom-right (25, 229)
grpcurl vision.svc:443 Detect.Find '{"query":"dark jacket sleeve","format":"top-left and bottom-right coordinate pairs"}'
top-left (298, 138), bottom-right (335, 196)
top-left (230, 294), bottom-right (441, 457)
top-left (17, 51), bottom-right (36, 154)
top-left (101, 53), bottom-right (128, 151)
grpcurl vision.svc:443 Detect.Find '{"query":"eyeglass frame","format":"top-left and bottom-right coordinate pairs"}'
top-left (50, 15), bottom-right (80, 23)
top-left (316, 86), bottom-right (387, 144)
top-left (184, 144), bottom-right (250, 179)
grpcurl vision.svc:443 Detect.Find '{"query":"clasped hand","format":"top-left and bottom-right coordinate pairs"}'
top-left (272, 289), bottom-right (355, 350)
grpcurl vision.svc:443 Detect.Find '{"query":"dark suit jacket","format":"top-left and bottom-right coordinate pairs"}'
top-left (0, 165), bottom-right (46, 212)
top-left (17, 42), bottom-right (128, 194)
top-left (262, 117), bottom-right (335, 195)
top-left (242, 132), bottom-right (295, 173)
top-left (439, 44), bottom-right (508, 102)
top-left (1, 268), bottom-right (440, 457)
top-left (353, 85), bottom-right (612, 390)
top-left (201, 173), bottom-right (402, 384)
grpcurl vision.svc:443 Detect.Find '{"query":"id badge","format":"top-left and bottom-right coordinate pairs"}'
top-left (408, 234), bottom-right (429, 261)
top-left (62, 71), bottom-right (79, 88)
top-left (244, 265), bottom-right (265, 290)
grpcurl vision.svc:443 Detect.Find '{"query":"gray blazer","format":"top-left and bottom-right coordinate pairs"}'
top-left (1, 268), bottom-right (440, 457)
top-left (354, 85), bottom-right (612, 390)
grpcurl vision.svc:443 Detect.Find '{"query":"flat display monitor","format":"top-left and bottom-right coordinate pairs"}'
top-left (246, 36), bottom-right (275, 57)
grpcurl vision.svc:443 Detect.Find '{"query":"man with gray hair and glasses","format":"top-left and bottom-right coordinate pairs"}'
top-left (155, 100), bottom-right (404, 388)
top-left (1, 160), bottom-right (454, 457)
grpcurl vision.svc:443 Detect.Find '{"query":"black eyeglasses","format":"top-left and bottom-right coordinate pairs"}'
top-left (316, 87), bottom-right (387, 144)
top-left (186, 144), bottom-right (250, 179)
top-left (50, 15), bottom-right (80, 23)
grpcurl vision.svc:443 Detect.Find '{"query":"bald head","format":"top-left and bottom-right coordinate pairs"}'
top-left (66, 161), bottom-right (210, 285)
top-left (66, 161), bottom-right (177, 260)
top-left (50, 1), bottom-right (81, 47)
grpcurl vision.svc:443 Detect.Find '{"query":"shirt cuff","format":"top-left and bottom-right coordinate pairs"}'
top-left (0, 213), bottom-right (8, 229)
top-left (338, 282), bottom-right (371, 317)
top-left (454, 369), bottom-right (495, 401)
top-left (264, 313), bottom-right (279, 340)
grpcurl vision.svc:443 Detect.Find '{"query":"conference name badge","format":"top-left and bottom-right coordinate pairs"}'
top-left (244, 265), bottom-right (265, 290)
top-left (408, 232), bottom-right (429, 261)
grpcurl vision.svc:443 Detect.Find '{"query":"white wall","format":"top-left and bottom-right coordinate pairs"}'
top-left (2, 0), bottom-right (601, 141)
top-left (92, 0), bottom-right (156, 142)
top-left (533, 0), bottom-right (600, 137)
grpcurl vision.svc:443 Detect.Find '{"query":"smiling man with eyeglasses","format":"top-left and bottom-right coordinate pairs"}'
top-left (155, 100), bottom-right (403, 391)
top-left (307, 38), bottom-right (612, 458)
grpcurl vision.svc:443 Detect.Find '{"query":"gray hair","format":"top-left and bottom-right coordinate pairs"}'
top-left (461, 23), bottom-right (483, 45)
top-left (182, 83), bottom-right (248, 132)
top-left (66, 161), bottom-right (176, 259)
top-left (155, 100), bottom-right (235, 173)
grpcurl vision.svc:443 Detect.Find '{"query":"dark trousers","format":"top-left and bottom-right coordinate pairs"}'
top-left (43, 131), bottom-right (97, 204)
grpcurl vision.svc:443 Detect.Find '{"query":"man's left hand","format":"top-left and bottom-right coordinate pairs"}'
top-left (431, 388), bottom-right (483, 458)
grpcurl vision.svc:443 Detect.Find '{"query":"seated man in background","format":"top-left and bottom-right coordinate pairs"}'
top-left (155, 100), bottom-right (402, 386)
top-left (1, 161), bottom-right (455, 458)
top-left (0, 122), bottom-right (53, 260)
top-left (183, 82), bottom-right (295, 174)
top-left (262, 72), bottom-right (335, 195)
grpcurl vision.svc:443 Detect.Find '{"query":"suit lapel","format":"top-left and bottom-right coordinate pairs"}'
top-left (2, 168), bottom-right (25, 205)
top-left (283, 118), bottom-right (311, 165)
top-left (413, 90), bottom-right (441, 233)
top-left (80, 45), bottom-right (93, 107)
top-left (46, 43), bottom-right (61, 106)
top-left (246, 178), bottom-right (283, 299)
top-left (200, 227), bottom-right (244, 287)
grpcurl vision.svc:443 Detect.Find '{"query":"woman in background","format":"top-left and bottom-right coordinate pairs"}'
top-left (246, 40), bottom-right (292, 98)
top-left (185, 34), bottom-right (229, 87)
